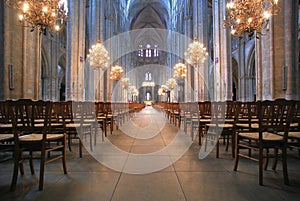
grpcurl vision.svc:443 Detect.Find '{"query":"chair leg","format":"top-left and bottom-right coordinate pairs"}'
top-left (10, 149), bottom-right (20, 191)
top-left (264, 148), bottom-right (269, 170)
top-left (259, 145), bottom-right (264, 185)
top-left (272, 148), bottom-right (278, 170)
top-left (79, 140), bottom-right (82, 158)
top-left (198, 124), bottom-right (202, 145)
top-left (67, 134), bottom-right (72, 152)
top-left (233, 136), bottom-right (239, 171)
top-left (226, 134), bottom-right (231, 152)
top-left (39, 146), bottom-right (46, 191)
top-left (19, 152), bottom-right (24, 175)
top-left (62, 136), bottom-right (67, 174)
top-left (90, 128), bottom-right (93, 151)
top-left (282, 147), bottom-right (289, 185)
top-left (29, 151), bottom-right (35, 175)
top-left (231, 132), bottom-right (235, 158)
top-left (216, 140), bottom-right (219, 158)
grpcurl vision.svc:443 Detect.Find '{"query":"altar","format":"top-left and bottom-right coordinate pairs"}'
top-left (144, 100), bottom-right (153, 106)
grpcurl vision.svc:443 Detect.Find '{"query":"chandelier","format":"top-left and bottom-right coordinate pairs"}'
top-left (160, 85), bottom-right (169, 93)
top-left (110, 63), bottom-right (123, 81)
top-left (166, 78), bottom-right (177, 90)
top-left (121, 77), bottom-right (130, 89)
top-left (184, 38), bottom-right (208, 65)
top-left (129, 86), bottom-right (139, 97)
top-left (6, 0), bottom-right (68, 33)
top-left (87, 41), bottom-right (110, 69)
top-left (158, 88), bottom-right (165, 96)
top-left (173, 60), bottom-right (187, 79)
top-left (224, 0), bottom-right (280, 37)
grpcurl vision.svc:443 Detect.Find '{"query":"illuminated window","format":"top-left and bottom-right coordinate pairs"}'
top-left (145, 72), bottom-right (152, 81)
top-left (137, 44), bottom-right (159, 58)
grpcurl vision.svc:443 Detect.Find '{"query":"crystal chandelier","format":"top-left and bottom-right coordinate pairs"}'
top-left (158, 88), bottom-right (165, 96)
top-left (224, 0), bottom-right (280, 37)
top-left (121, 77), bottom-right (130, 89)
top-left (129, 86), bottom-right (139, 97)
top-left (173, 60), bottom-right (187, 79)
top-left (166, 78), bottom-right (177, 90)
top-left (184, 38), bottom-right (208, 65)
top-left (160, 85), bottom-right (169, 93)
top-left (87, 41), bottom-right (110, 69)
top-left (110, 63), bottom-right (123, 81)
top-left (6, 0), bottom-right (68, 33)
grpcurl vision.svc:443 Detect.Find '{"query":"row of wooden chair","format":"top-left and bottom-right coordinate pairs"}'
top-left (156, 99), bottom-right (300, 185)
top-left (0, 100), bottom-right (144, 191)
top-left (0, 99), bottom-right (67, 191)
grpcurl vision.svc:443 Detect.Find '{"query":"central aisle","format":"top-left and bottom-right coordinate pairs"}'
top-left (86, 106), bottom-right (194, 174)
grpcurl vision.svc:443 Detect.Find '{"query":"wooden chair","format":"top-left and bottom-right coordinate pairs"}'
top-left (287, 100), bottom-right (300, 154)
top-left (0, 101), bottom-right (15, 164)
top-left (9, 99), bottom-right (67, 191)
top-left (61, 101), bottom-right (93, 158)
top-left (233, 99), bottom-right (295, 185)
top-left (204, 101), bottom-right (239, 158)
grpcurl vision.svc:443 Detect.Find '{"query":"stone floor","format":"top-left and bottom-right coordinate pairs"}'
top-left (0, 107), bottom-right (300, 201)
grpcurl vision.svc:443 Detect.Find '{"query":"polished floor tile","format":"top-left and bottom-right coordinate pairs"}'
top-left (0, 107), bottom-right (300, 201)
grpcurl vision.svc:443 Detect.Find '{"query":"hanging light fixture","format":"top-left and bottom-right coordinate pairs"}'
top-left (224, 0), bottom-right (280, 37)
top-left (158, 88), bottom-right (165, 96)
top-left (184, 38), bottom-right (208, 65)
top-left (160, 85), bottom-right (169, 93)
top-left (121, 77), bottom-right (130, 89)
top-left (6, 0), bottom-right (68, 33)
top-left (129, 86), bottom-right (139, 97)
top-left (110, 63), bottom-right (124, 81)
top-left (87, 40), bottom-right (110, 69)
top-left (166, 78), bottom-right (177, 90)
top-left (173, 60), bottom-right (187, 79)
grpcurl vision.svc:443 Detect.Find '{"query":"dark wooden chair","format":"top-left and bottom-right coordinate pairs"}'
top-left (9, 99), bottom-right (67, 191)
top-left (234, 99), bottom-right (295, 185)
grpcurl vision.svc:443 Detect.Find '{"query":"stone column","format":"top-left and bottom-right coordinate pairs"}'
top-left (238, 39), bottom-right (247, 101)
top-left (105, 0), bottom-right (114, 102)
top-left (284, 0), bottom-right (299, 100)
top-left (184, 0), bottom-right (193, 102)
top-left (213, 0), bottom-right (232, 101)
top-left (1, 2), bottom-right (41, 100)
top-left (255, 36), bottom-right (263, 100)
top-left (66, 0), bottom-right (86, 101)
top-left (193, 0), bottom-right (209, 101)
top-left (257, 0), bottom-right (298, 100)
top-left (87, 0), bottom-right (106, 102)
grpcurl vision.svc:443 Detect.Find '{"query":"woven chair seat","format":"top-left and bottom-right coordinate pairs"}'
top-left (19, 133), bottom-right (64, 141)
top-left (236, 123), bottom-right (259, 129)
top-left (239, 132), bottom-right (284, 141)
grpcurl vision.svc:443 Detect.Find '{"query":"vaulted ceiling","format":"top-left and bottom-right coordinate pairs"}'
top-left (128, 0), bottom-right (169, 29)
top-left (122, 0), bottom-right (212, 48)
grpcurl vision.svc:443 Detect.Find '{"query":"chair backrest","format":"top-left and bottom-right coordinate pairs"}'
top-left (0, 101), bottom-right (10, 124)
top-left (9, 100), bottom-right (52, 136)
top-left (258, 99), bottom-right (295, 139)
top-left (238, 101), bottom-right (259, 128)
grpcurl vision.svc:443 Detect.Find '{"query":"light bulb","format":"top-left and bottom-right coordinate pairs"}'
top-left (23, 2), bottom-right (29, 12)
top-left (42, 6), bottom-right (48, 13)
